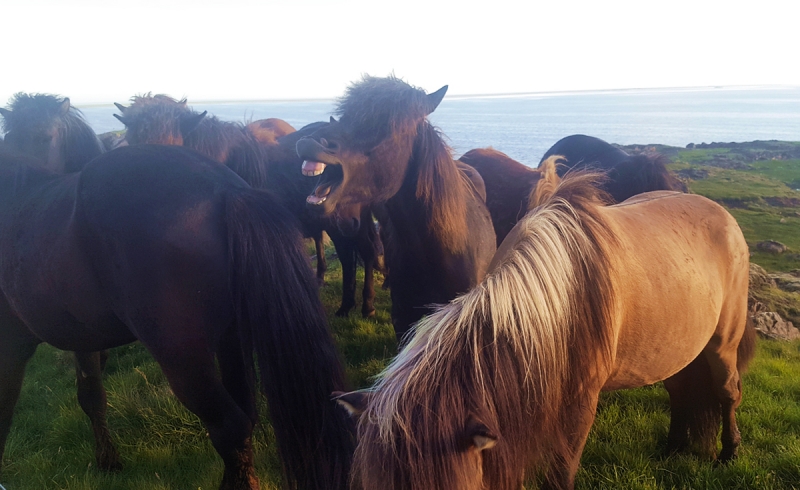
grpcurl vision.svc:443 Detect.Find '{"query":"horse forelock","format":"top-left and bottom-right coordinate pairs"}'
top-left (2, 93), bottom-right (80, 133)
top-left (356, 174), bottom-right (616, 488)
top-left (335, 75), bottom-right (430, 146)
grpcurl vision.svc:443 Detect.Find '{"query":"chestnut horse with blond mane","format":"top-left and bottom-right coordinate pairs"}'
top-left (337, 156), bottom-right (755, 490)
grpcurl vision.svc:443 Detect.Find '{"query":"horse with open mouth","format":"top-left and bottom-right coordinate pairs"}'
top-left (114, 94), bottom-right (382, 317)
top-left (335, 158), bottom-right (755, 490)
top-left (296, 75), bottom-right (496, 343)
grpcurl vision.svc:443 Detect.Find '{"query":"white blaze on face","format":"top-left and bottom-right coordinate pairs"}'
top-left (302, 160), bottom-right (326, 176)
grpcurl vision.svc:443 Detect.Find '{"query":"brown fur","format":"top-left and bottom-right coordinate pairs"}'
top-left (348, 162), bottom-right (751, 489)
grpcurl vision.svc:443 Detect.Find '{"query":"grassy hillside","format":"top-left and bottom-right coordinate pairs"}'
top-left (2, 141), bottom-right (800, 489)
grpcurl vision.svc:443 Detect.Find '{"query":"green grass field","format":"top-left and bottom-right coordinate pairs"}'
top-left (2, 142), bottom-right (800, 489)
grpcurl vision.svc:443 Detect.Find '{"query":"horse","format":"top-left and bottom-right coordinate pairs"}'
top-left (114, 94), bottom-right (382, 317)
top-left (460, 136), bottom-right (685, 247)
top-left (335, 157), bottom-right (756, 490)
top-left (458, 148), bottom-right (544, 247)
top-left (296, 75), bottom-right (497, 342)
top-left (0, 145), bottom-right (354, 490)
top-left (540, 133), bottom-right (687, 198)
top-left (0, 93), bottom-right (104, 173)
top-left (0, 92), bottom-right (122, 474)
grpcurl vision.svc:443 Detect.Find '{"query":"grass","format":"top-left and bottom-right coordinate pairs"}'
top-left (3, 142), bottom-right (800, 489)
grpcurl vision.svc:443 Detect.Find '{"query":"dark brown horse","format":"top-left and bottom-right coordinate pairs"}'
top-left (540, 133), bottom-right (687, 197)
top-left (460, 135), bottom-right (685, 246)
top-left (336, 160), bottom-right (755, 490)
top-left (114, 95), bottom-right (381, 317)
top-left (0, 93), bottom-right (104, 173)
top-left (296, 75), bottom-right (496, 341)
top-left (1, 92), bottom-right (120, 475)
top-left (0, 144), bottom-right (353, 490)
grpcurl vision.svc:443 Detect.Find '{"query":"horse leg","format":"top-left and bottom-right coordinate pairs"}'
top-left (663, 355), bottom-right (719, 458)
top-left (0, 309), bottom-right (40, 471)
top-left (155, 347), bottom-right (259, 490)
top-left (313, 230), bottom-right (327, 287)
top-left (357, 214), bottom-right (377, 318)
top-left (74, 350), bottom-right (122, 471)
top-left (703, 312), bottom-right (746, 463)
top-left (332, 234), bottom-right (357, 317)
top-left (542, 392), bottom-right (600, 490)
top-left (216, 326), bottom-right (257, 426)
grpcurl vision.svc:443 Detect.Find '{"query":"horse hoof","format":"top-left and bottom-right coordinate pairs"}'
top-left (335, 307), bottom-right (351, 317)
top-left (362, 308), bottom-right (376, 318)
top-left (97, 452), bottom-right (123, 472)
top-left (716, 448), bottom-right (738, 465)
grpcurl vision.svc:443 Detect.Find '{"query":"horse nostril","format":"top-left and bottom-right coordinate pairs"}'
top-left (320, 138), bottom-right (340, 153)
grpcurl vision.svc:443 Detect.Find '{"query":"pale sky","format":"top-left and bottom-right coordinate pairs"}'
top-left (3, 0), bottom-right (798, 105)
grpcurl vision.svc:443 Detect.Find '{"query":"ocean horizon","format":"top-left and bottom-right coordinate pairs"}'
top-left (80, 86), bottom-right (800, 166)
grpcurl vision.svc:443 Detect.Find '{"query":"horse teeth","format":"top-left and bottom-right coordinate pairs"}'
top-left (306, 195), bottom-right (327, 205)
top-left (301, 160), bottom-right (326, 177)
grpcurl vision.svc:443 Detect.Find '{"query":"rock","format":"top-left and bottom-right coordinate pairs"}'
top-left (752, 311), bottom-right (800, 341)
top-left (770, 272), bottom-right (800, 292)
top-left (756, 240), bottom-right (788, 254)
top-left (750, 263), bottom-right (777, 289)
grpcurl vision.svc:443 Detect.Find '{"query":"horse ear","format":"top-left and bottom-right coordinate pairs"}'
top-left (425, 85), bottom-right (448, 115)
top-left (60, 98), bottom-right (71, 115)
top-left (180, 111), bottom-right (207, 135)
top-left (329, 116), bottom-right (337, 124)
top-left (114, 102), bottom-right (127, 113)
top-left (113, 113), bottom-right (128, 126)
top-left (0, 107), bottom-right (10, 119)
top-left (332, 390), bottom-right (371, 419)
top-left (464, 417), bottom-right (497, 452)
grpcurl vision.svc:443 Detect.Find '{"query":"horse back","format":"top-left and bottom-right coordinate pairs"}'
top-left (600, 192), bottom-right (749, 390)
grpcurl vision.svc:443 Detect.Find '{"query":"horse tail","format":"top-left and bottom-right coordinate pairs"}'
top-left (225, 188), bottom-right (353, 490)
top-left (737, 314), bottom-right (757, 374)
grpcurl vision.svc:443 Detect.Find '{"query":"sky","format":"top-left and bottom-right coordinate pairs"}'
top-left (3, 0), bottom-right (798, 106)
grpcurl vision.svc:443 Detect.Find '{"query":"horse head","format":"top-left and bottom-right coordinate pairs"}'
top-left (295, 76), bottom-right (447, 228)
top-left (114, 94), bottom-right (206, 146)
top-left (333, 386), bottom-right (499, 490)
top-left (0, 94), bottom-right (72, 172)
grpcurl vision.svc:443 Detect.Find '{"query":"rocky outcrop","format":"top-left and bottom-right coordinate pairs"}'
top-left (752, 310), bottom-right (800, 341)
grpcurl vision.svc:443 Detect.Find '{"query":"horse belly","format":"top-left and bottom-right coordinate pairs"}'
top-left (602, 313), bottom-right (719, 391)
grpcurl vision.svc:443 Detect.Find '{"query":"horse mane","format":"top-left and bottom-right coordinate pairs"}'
top-left (411, 121), bottom-right (470, 252)
top-left (2, 93), bottom-right (103, 172)
top-left (529, 155), bottom-right (611, 210)
top-left (356, 166), bottom-right (616, 488)
top-left (617, 152), bottom-right (688, 194)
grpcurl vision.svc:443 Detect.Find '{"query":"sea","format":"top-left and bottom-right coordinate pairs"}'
top-left (80, 86), bottom-right (800, 167)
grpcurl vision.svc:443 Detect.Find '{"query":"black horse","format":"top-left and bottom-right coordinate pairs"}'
top-left (114, 95), bottom-right (382, 317)
top-left (0, 93), bottom-right (104, 173)
top-left (296, 75), bottom-right (496, 342)
top-left (0, 92), bottom-right (121, 475)
top-left (0, 145), bottom-right (353, 490)
top-left (540, 134), bottom-right (687, 199)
